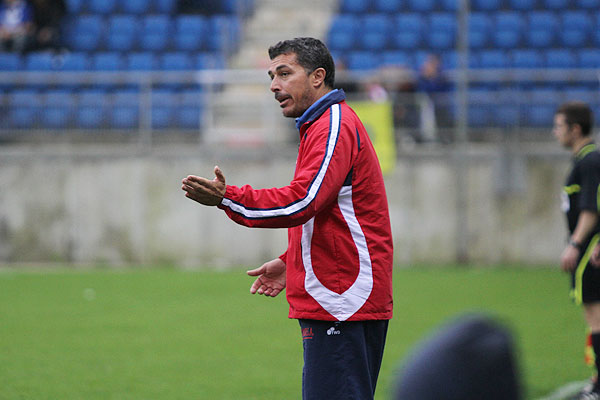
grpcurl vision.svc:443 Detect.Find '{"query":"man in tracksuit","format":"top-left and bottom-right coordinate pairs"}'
top-left (182, 37), bottom-right (394, 400)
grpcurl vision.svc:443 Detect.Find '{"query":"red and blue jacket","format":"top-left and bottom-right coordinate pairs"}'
top-left (218, 89), bottom-right (393, 321)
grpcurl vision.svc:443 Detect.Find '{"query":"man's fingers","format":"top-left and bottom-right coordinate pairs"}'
top-left (214, 166), bottom-right (225, 184)
top-left (247, 266), bottom-right (266, 276)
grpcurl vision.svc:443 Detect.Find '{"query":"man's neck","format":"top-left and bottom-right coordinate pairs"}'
top-left (572, 137), bottom-right (594, 155)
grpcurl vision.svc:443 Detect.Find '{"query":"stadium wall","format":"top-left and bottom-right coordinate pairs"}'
top-left (0, 143), bottom-right (568, 267)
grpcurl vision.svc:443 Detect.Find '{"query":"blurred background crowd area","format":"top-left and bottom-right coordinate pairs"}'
top-left (0, 0), bottom-right (597, 145)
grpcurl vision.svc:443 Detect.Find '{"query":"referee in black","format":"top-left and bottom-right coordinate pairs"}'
top-left (554, 102), bottom-right (600, 400)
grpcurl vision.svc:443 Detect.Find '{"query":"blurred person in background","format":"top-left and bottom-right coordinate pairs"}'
top-left (554, 101), bottom-right (600, 400)
top-left (182, 37), bottom-right (393, 400)
top-left (30, 0), bottom-right (65, 51)
top-left (416, 54), bottom-right (453, 143)
top-left (0, 0), bottom-right (33, 53)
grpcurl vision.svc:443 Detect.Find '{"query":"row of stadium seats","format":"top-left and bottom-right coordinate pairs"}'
top-left (4, 87), bottom-right (595, 130)
top-left (63, 14), bottom-right (241, 53)
top-left (340, 0), bottom-right (598, 13)
top-left (64, 0), bottom-right (250, 15)
top-left (341, 48), bottom-right (600, 71)
top-left (467, 88), bottom-right (599, 127)
top-left (0, 51), bottom-right (225, 71)
top-left (329, 12), bottom-right (600, 52)
top-left (0, 88), bottom-right (204, 130)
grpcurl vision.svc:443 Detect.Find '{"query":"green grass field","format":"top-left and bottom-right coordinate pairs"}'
top-left (0, 266), bottom-right (590, 399)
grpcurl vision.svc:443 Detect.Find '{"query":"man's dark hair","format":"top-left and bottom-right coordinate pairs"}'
top-left (556, 101), bottom-right (594, 136)
top-left (268, 37), bottom-right (335, 89)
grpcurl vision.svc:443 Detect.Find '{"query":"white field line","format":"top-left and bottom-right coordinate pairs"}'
top-left (536, 380), bottom-right (589, 400)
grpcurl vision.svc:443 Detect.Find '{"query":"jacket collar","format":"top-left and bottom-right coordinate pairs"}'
top-left (295, 89), bottom-right (346, 131)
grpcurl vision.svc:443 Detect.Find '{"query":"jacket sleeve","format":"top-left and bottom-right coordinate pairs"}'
top-left (217, 105), bottom-right (356, 228)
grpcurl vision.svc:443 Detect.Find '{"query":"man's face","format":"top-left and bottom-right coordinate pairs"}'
top-left (268, 53), bottom-right (315, 118)
top-left (553, 113), bottom-right (574, 149)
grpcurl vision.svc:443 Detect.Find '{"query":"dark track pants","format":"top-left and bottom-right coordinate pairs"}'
top-left (299, 319), bottom-right (389, 400)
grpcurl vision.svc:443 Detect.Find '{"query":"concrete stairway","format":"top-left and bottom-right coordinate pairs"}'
top-left (202, 0), bottom-right (339, 145)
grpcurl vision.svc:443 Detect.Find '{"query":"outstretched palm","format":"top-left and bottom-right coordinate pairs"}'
top-left (247, 258), bottom-right (286, 297)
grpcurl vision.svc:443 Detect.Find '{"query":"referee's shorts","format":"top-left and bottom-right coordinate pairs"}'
top-left (299, 319), bottom-right (389, 400)
top-left (571, 235), bottom-right (600, 305)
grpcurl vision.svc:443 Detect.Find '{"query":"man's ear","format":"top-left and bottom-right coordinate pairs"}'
top-left (311, 68), bottom-right (326, 88)
top-left (571, 123), bottom-right (583, 138)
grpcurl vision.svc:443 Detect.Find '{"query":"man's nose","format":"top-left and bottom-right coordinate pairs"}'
top-left (270, 78), bottom-right (280, 93)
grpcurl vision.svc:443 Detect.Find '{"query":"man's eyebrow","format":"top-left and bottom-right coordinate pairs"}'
top-left (268, 64), bottom-right (292, 78)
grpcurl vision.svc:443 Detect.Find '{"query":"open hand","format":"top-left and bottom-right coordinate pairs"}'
top-left (247, 258), bottom-right (286, 297)
top-left (182, 166), bottom-right (226, 206)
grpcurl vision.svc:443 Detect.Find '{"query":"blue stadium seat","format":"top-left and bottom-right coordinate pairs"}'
top-left (381, 51), bottom-right (412, 67)
top-left (576, 0), bottom-right (600, 8)
top-left (543, 0), bottom-right (568, 8)
top-left (195, 52), bottom-right (225, 69)
top-left (427, 30), bottom-right (455, 50)
top-left (440, 0), bottom-right (458, 11)
top-left (121, 0), bottom-right (151, 13)
top-left (76, 89), bottom-right (109, 129)
top-left (65, 15), bottom-right (104, 52)
top-left (160, 52), bottom-right (193, 70)
top-left (407, 0), bottom-right (436, 11)
top-left (468, 13), bottom-right (492, 48)
top-left (468, 90), bottom-right (495, 126)
top-left (126, 52), bottom-right (159, 70)
top-left (43, 90), bottom-right (76, 129)
top-left (174, 15), bottom-right (207, 51)
top-left (479, 50), bottom-right (509, 68)
top-left (340, 0), bottom-right (370, 13)
top-left (363, 14), bottom-right (392, 34)
top-left (427, 13), bottom-right (456, 49)
top-left (328, 31), bottom-right (355, 52)
top-left (525, 88), bottom-right (561, 126)
top-left (65, 0), bottom-right (85, 13)
top-left (391, 31), bottom-right (421, 49)
top-left (360, 15), bottom-right (392, 50)
top-left (0, 52), bottom-right (22, 70)
top-left (24, 52), bottom-right (54, 71)
top-left (77, 106), bottom-right (105, 129)
top-left (492, 13), bottom-right (524, 48)
top-left (526, 12), bottom-right (558, 48)
top-left (92, 52), bottom-right (124, 71)
top-left (88, 0), bottom-right (117, 14)
top-left (508, 0), bottom-right (537, 9)
top-left (511, 49), bottom-right (543, 68)
top-left (154, 0), bottom-right (177, 13)
top-left (525, 105), bottom-right (555, 126)
top-left (578, 49), bottom-right (600, 68)
top-left (525, 30), bottom-right (555, 48)
top-left (107, 15), bottom-right (140, 52)
top-left (472, 0), bottom-right (502, 10)
top-left (360, 32), bottom-right (389, 51)
top-left (207, 15), bottom-right (240, 52)
top-left (347, 51), bottom-right (380, 71)
top-left (528, 11), bottom-right (559, 30)
top-left (59, 52), bottom-right (89, 71)
top-left (392, 13), bottom-right (423, 49)
top-left (374, 0), bottom-right (402, 13)
top-left (492, 30), bottom-right (521, 48)
top-left (178, 89), bottom-right (203, 129)
top-left (150, 89), bottom-right (177, 129)
top-left (140, 15), bottom-right (172, 51)
top-left (559, 12), bottom-right (592, 47)
top-left (563, 86), bottom-right (597, 104)
top-left (495, 12), bottom-right (524, 31)
top-left (330, 14), bottom-right (360, 33)
top-left (546, 49), bottom-right (576, 68)
top-left (111, 90), bottom-right (140, 129)
top-left (9, 89), bottom-right (41, 128)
